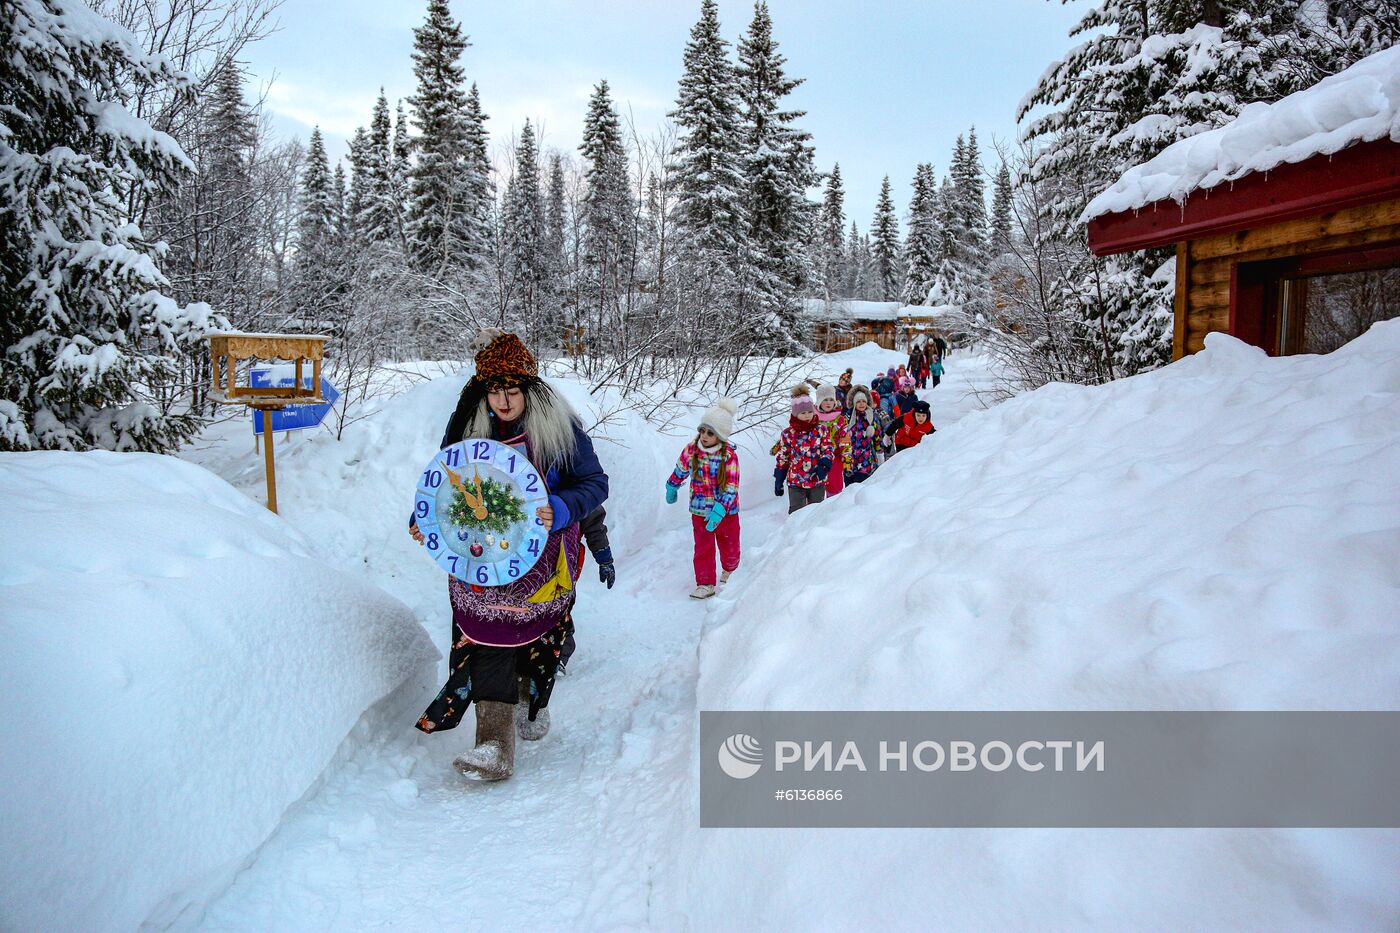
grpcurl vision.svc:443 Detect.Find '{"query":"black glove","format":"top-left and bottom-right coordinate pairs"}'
top-left (598, 561), bottom-right (615, 589)
top-left (773, 466), bottom-right (788, 496)
top-left (843, 470), bottom-right (853, 483)
top-left (815, 457), bottom-right (832, 481)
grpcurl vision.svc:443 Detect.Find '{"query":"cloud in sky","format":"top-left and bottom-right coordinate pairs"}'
top-left (242, 0), bottom-right (1084, 228)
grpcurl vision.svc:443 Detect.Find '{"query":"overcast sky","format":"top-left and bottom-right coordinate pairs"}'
top-left (241, 0), bottom-right (1086, 230)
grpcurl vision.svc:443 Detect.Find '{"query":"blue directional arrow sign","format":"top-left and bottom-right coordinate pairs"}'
top-left (249, 367), bottom-right (341, 434)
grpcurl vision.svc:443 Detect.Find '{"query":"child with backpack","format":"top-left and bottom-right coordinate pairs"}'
top-left (665, 398), bottom-right (741, 600)
top-left (813, 383), bottom-right (852, 497)
top-left (875, 368), bottom-right (897, 417)
top-left (774, 384), bottom-right (835, 514)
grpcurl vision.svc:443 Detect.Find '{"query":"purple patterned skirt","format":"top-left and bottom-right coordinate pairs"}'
top-left (447, 523), bottom-right (583, 648)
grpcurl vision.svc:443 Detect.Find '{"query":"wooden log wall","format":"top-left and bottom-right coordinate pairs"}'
top-left (1179, 196), bottom-right (1400, 356)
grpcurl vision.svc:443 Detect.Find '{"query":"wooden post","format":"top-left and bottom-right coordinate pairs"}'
top-left (262, 408), bottom-right (278, 513)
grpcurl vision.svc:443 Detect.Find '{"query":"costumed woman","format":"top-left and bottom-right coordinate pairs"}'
top-left (409, 331), bottom-right (609, 782)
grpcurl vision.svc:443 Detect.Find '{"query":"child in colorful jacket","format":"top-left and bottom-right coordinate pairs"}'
top-left (774, 384), bottom-right (835, 514)
top-left (843, 384), bottom-right (882, 483)
top-left (875, 369), bottom-right (897, 416)
top-left (885, 399), bottom-right (935, 452)
top-left (665, 398), bottom-right (741, 600)
top-left (813, 383), bottom-right (852, 497)
top-left (890, 377), bottom-right (920, 419)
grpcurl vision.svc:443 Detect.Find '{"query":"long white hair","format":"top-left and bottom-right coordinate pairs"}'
top-left (458, 378), bottom-right (582, 470)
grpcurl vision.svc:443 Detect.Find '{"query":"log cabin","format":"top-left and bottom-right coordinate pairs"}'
top-left (1084, 46), bottom-right (1400, 359)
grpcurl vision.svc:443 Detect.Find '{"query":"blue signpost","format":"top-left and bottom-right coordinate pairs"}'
top-left (249, 368), bottom-right (340, 434)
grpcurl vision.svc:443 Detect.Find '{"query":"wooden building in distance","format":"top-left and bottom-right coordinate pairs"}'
top-left (1085, 46), bottom-right (1400, 359)
top-left (803, 299), bottom-right (901, 351)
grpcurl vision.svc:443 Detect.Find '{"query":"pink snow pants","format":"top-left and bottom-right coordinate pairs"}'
top-left (825, 465), bottom-right (845, 497)
top-left (691, 513), bottom-right (741, 586)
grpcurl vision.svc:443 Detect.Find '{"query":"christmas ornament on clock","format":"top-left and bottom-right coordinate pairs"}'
top-left (412, 438), bottom-right (551, 586)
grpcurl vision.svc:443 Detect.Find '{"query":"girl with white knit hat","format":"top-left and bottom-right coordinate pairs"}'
top-left (664, 397), bottom-right (742, 599)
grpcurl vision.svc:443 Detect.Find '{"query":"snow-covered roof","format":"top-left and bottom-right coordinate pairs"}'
top-left (802, 299), bottom-right (963, 323)
top-left (1083, 44), bottom-right (1400, 222)
top-left (802, 299), bottom-right (904, 322)
top-left (901, 303), bottom-right (961, 321)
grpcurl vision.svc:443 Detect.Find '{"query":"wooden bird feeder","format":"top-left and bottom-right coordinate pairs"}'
top-left (207, 332), bottom-right (328, 513)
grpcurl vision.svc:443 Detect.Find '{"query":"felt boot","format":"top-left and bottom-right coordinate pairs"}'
top-left (516, 679), bottom-right (550, 741)
top-left (453, 700), bottom-right (516, 781)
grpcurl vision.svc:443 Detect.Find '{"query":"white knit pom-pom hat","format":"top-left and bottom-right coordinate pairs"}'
top-left (700, 396), bottom-right (738, 442)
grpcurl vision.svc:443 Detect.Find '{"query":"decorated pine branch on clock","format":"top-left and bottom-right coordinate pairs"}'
top-left (448, 473), bottom-right (528, 534)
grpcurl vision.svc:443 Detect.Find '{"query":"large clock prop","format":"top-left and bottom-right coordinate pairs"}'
top-left (414, 439), bottom-right (551, 586)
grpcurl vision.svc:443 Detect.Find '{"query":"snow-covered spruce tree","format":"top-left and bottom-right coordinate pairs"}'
top-left (870, 176), bottom-right (902, 302)
top-left (461, 83), bottom-right (495, 257)
top-left (290, 127), bottom-right (344, 330)
top-left (405, 0), bottom-right (488, 274)
top-left (842, 220), bottom-right (862, 300)
top-left (989, 159), bottom-right (1013, 257)
top-left (391, 100), bottom-right (412, 252)
top-left (928, 173), bottom-right (966, 309)
top-left (358, 90), bottom-right (400, 247)
top-left (501, 120), bottom-right (550, 345)
top-left (669, 0), bottom-right (759, 344)
top-left (736, 0), bottom-right (817, 338)
top-left (0, 0), bottom-right (223, 452)
top-left (542, 152), bottom-right (569, 343)
top-left (953, 129), bottom-right (987, 256)
top-left (146, 58), bottom-right (258, 346)
top-left (902, 162), bottom-right (940, 304)
top-left (345, 126), bottom-right (370, 230)
top-left (579, 79), bottom-right (635, 336)
top-left (1019, 2), bottom-right (1309, 378)
top-left (816, 164), bottom-right (846, 300)
top-left (950, 129), bottom-right (992, 318)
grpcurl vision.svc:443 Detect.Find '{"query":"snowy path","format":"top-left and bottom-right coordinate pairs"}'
top-left (195, 496), bottom-right (792, 929)
top-left (189, 352), bottom-right (993, 930)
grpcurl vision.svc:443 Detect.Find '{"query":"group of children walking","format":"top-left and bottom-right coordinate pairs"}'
top-left (664, 357), bottom-right (940, 600)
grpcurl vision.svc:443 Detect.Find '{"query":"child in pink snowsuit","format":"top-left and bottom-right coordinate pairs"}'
top-left (665, 398), bottom-right (741, 600)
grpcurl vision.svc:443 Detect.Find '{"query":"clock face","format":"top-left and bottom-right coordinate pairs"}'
top-left (413, 439), bottom-right (551, 586)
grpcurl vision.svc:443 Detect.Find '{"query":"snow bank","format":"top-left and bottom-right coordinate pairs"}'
top-left (0, 452), bottom-right (437, 931)
top-left (689, 320), bottom-right (1400, 927)
top-left (1084, 44), bottom-right (1400, 220)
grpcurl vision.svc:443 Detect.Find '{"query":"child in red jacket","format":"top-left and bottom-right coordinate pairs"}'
top-left (884, 399), bottom-right (935, 453)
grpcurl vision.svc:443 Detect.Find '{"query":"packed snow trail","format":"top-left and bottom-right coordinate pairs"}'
top-left (187, 346), bottom-right (982, 929)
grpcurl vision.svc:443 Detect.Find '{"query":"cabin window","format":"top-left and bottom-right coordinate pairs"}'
top-left (1275, 266), bottom-right (1400, 355)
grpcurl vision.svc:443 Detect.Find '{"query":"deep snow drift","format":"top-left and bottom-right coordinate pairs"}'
top-left (0, 452), bottom-right (436, 931)
top-left (686, 322), bottom-right (1400, 928)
